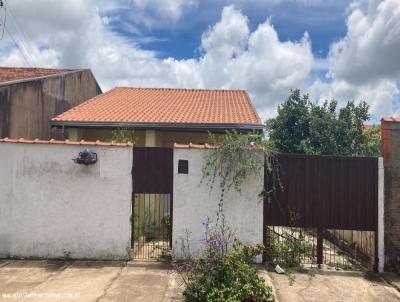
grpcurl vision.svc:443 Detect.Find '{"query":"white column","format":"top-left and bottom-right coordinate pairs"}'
top-left (378, 157), bottom-right (385, 273)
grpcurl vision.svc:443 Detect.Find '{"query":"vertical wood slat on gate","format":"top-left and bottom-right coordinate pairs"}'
top-left (132, 147), bottom-right (173, 194)
top-left (131, 147), bottom-right (174, 257)
top-left (264, 153), bottom-right (378, 232)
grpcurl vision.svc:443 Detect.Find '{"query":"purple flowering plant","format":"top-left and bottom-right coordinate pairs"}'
top-left (173, 215), bottom-right (233, 285)
top-left (172, 213), bottom-right (273, 301)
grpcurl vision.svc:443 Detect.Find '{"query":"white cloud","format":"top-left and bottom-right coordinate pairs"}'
top-left (309, 78), bottom-right (399, 118)
top-left (197, 7), bottom-right (313, 118)
top-left (310, 0), bottom-right (400, 119)
top-left (0, 45), bottom-right (59, 67)
top-left (330, 0), bottom-right (400, 84)
top-left (201, 6), bottom-right (250, 60)
top-left (2, 0), bottom-right (398, 121)
top-left (0, 3), bottom-right (313, 121)
top-left (132, 0), bottom-right (198, 23)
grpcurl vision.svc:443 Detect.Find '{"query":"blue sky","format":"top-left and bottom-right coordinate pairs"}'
top-left (0, 0), bottom-right (399, 121)
top-left (107, 1), bottom-right (348, 60)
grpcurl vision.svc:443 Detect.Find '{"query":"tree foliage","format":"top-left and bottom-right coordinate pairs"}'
top-left (266, 89), bottom-right (381, 156)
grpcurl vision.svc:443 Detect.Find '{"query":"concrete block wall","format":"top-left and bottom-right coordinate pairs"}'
top-left (0, 69), bottom-right (101, 140)
top-left (0, 142), bottom-right (132, 260)
top-left (382, 120), bottom-right (400, 267)
top-left (172, 148), bottom-right (264, 262)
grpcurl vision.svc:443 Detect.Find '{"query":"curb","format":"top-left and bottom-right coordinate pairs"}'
top-left (257, 269), bottom-right (279, 302)
top-left (380, 273), bottom-right (400, 293)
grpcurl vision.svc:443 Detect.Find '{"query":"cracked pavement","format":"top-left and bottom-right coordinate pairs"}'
top-left (0, 260), bottom-right (173, 302)
top-left (270, 269), bottom-right (400, 302)
top-left (1, 259), bottom-right (400, 302)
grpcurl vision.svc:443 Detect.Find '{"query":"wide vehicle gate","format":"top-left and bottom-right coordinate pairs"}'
top-left (131, 147), bottom-right (173, 260)
top-left (264, 153), bottom-right (379, 270)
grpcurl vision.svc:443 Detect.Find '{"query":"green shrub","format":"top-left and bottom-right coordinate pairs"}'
top-left (174, 218), bottom-right (274, 302)
top-left (184, 244), bottom-right (273, 302)
top-left (131, 211), bottom-right (159, 241)
top-left (267, 228), bottom-right (312, 268)
top-left (112, 126), bottom-right (138, 144)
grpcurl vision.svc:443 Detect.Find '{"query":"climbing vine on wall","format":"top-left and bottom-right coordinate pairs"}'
top-left (201, 131), bottom-right (311, 285)
top-left (201, 130), bottom-right (281, 216)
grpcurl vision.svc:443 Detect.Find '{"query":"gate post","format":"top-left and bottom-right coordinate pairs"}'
top-left (377, 157), bottom-right (385, 273)
top-left (317, 228), bottom-right (324, 267)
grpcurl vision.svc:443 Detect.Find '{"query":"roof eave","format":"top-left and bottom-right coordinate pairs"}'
top-left (50, 120), bottom-right (264, 132)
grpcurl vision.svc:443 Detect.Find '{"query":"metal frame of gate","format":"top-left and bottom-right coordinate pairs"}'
top-left (264, 153), bottom-right (379, 270)
top-left (131, 147), bottom-right (173, 260)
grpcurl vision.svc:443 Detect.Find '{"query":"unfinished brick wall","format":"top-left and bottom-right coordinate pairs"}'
top-left (382, 119), bottom-right (400, 268)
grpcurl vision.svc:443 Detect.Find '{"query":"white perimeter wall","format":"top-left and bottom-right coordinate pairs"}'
top-left (0, 143), bottom-right (132, 260)
top-left (172, 148), bottom-right (264, 262)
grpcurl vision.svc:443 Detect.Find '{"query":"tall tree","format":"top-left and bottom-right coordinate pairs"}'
top-left (266, 90), bottom-right (311, 153)
top-left (266, 89), bottom-right (381, 156)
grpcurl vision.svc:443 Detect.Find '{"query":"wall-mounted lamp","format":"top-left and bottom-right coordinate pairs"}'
top-left (73, 149), bottom-right (97, 165)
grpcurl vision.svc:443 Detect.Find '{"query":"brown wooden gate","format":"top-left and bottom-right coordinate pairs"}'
top-left (131, 147), bottom-right (173, 260)
top-left (264, 153), bottom-right (379, 269)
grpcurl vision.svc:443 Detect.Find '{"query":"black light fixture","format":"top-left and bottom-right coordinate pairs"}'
top-left (73, 148), bottom-right (97, 165)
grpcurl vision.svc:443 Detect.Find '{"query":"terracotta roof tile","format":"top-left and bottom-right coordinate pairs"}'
top-left (0, 67), bottom-right (76, 83)
top-left (0, 137), bottom-right (132, 147)
top-left (173, 143), bottom-right (216, 149)
top-left (382, 117), bottom-right (400, 123)
top-left (52, 87), bottom-right (262, 126)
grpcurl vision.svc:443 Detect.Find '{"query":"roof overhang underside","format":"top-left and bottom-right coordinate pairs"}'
top-left (50, 121), bottom-right (264, 132)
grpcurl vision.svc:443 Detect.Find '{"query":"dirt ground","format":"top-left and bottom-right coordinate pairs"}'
top-left (1, 259), bottom-right (400, 302)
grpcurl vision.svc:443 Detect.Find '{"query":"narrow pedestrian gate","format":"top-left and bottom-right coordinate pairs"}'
top-left (264, 153), bottom-right (379, 270)
top-left (131, 147), bottom-right (173, 260)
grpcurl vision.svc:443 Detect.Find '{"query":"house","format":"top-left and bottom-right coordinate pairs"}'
top-left (0, 67), bottom-right (101, 140)
top-left (50, 87), bottom-right (263, 146)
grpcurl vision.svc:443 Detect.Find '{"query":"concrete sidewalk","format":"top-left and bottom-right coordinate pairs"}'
top-left (0, 260), bottom-right (173, 302)
top-left (269, 269), bottom-right (400, 302)
top-left (1, 260), bottom-right (400, 302)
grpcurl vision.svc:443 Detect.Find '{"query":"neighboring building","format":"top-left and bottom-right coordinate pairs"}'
top-left (0, 67), bottom-right (101, 140)
top-left (381, 117), bottom-right (400, 269)
top-left (50, 87), bottom-right (263, 146)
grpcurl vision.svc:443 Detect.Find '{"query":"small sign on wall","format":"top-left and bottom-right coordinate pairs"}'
top-left (178, 159), bottom-right (189, 174)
